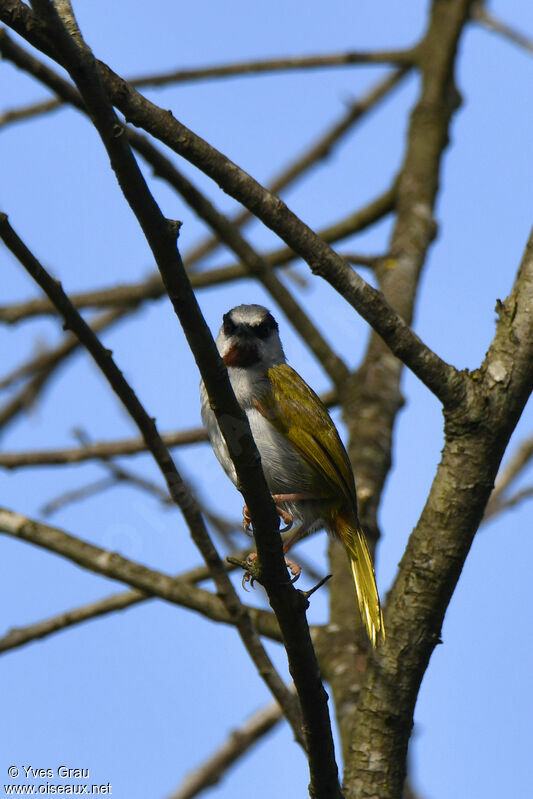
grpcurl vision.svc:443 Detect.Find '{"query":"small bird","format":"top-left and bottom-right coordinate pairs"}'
top-left (201, 304), bottom-right (384, 646)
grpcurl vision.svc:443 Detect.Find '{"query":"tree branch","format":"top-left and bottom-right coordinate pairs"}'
top-left (0, 185), bottom-right (394, 323)
top-left (0, 210), bottom-right (304, 748)
top-left (315, 0), bottom-right (486, 784)
top-left (0, 95), bottom-right (59, 128)
top-left (0, 507), bottom-right (282, 651)
top-left (183, 66), bottom-right (408, 270)
top-left (1, 6), bottom-right (344, 787)
top-left (0, 24), bottom-right (404, 300)
top-left (167, 700), bottom-right (284, 799)
top-left (471, 2), bottom-right (533, 56)
top-left (484, 484), bottom-right (533, 522)
top-left (0, 307), bottom-right (126, 435)
top-left (0, 2), bottom-right (457, 408)
top-left (130, 133), bottom-right (349, 387)
top-left (1, 24), bottom-right (347, 385)
top-left (345, 222), bottom-right (533, 798)
top-left (130, 48), bottom-right (415, 87)
top-left (0, 425), bottom-right (207, 468)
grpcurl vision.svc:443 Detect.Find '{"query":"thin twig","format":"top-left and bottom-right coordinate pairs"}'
top-left (0, 185), bottom-right (394, 324)
top-left (471, 3), bottom-right (533, 56)
top-left (167, 700), bottom-right (284, 799)
top-left (41, 431), bottom-right (242, 540)
top-left (0, 426), bottom-right (207, 468)
top-left (132, 131), bottom-right (349, 386)
top-left (181, 66), bottom-right (409, 269)
top-left (491, 432), bottom-right (533, 500)
top-left (0, 389), bottom-right (337, 469)
top-left (0, 210), bottom-right (304, 747)
top-left (0, 507), bottom-right (283, 653)
top-left (0, 307), bottom-right (126, 434)
top-left (131, 49), bottom-right (415, 87)
top-left (0, 95), bottom-right (59, 128)
top-left (0, 522), bottom-right (325, 656)
top-left (40, 476), bottom-right (118, 515)
top-left (0, 46), bottom-right (412, 130)
top-left (484, 485), bottom-right (533, 521)
top-left (2, 2), bottom-right (457, 407)
top-left (340, 253), bottom-right (386, 269)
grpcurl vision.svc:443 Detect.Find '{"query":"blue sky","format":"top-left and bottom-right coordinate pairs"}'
top-left (1, 2), bottom-right (532, 798)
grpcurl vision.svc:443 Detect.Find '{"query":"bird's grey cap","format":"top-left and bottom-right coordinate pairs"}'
top-left (225, 304), bottom-right (273, 326)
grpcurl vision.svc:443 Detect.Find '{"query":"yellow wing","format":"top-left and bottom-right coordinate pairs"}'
top-left (259, 364), bottom-right (385, 646)
top-left (256, 363), bottom-right (358, 515)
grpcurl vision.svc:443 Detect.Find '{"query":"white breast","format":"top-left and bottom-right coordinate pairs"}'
top-left (200, 366), bottom-right (315, 495)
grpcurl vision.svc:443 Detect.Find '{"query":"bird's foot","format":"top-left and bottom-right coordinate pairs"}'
top-left (241, 551), bottom-right (301, 588)
top-left (242, 502), bottom-right (294, 534)
top-left (241, 552), bottom-right (259, 589)
top-left (284, 556), bottom-right (302, 583)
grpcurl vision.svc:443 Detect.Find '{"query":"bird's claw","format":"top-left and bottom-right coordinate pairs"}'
top-left (240, 551), bottom-right (301, 587)
top-left (242, 503), bottom-right (294, 533)
top-left (241, 552), bottom-right (258, 590)
top-left (285, 556), bottom-right (302, 583)
top-left (277, 506), bottom-right (294, 533)
top-left (242, 506), bottom-right (253, 537)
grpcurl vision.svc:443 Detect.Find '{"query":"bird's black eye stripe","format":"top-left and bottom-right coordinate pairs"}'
top-left (223, 312), bottom-right (237, 335)
top-left (254, 313), bottom-right (278, 339)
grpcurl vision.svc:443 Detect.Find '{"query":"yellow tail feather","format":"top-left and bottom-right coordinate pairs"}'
top-left (337, 519), bottom-right (385, 647)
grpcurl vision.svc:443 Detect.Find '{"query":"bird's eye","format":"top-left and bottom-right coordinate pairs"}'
top-left (253, 313), bottom-right (277, 340)
top-left (223, 313), bottom-right (237, 335)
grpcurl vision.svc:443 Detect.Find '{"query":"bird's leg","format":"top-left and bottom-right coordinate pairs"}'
top-left (241, 493), bottom-right (314, 586)
top-left (242, 505), bottom-right (288, 534)
top-left (241, 521), bottom-right (308, 587)
top-left (241, 550), bottom-right (302, 588)
top-left (279, 523), bottom-right (310, 582)
top-left (242, 492), bottom-right (314, 535)
top-left (243, 503), bottom-right (291, 533)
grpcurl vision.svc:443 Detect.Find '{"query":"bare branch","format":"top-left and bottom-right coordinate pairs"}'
top-left (2, 15), bottom-right (452, 409)
top-left (39, 434), bottom-right (242, 544)
top-left (1, 8), bottom-right (452, 404)
top-left (130, 49), bottom-right (415, 87)
top-left (471, 2), bottom-right (533, 56)
top-left (346, 222), bottom-right (533, 798)
top-left (0, 389), bottom-right (337, 469)
top-left (0, 41), bottom-right (412, 130)
top-left (40, 476), bottom-right (117, 515)
top-left (10, 4), bottom-right (347, 786)
top-left (132, 133), bottom-right (349, 386)
top-left (0, 96), bottom-right (59, 128)
top-left (0, 307), bottom-right (125, 434)
top-left (167, 701), bottom-right (284, 799)
top-left (0, 521), bottom-right (326, 655)
top-left (0, 508), bottom-right (282, 652)
top-left (490, 432), bottom-right (533, 502)
top-left (340, 253), bottom-right (386, 269)
top-left (484, 485), bottom-right (533, 522)
top-left (0, 212), bottom-right (304, 748)
top-left (0, 426), bottom-right (207, 468)
top-left (0, 184), bottom-right (394, 324)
